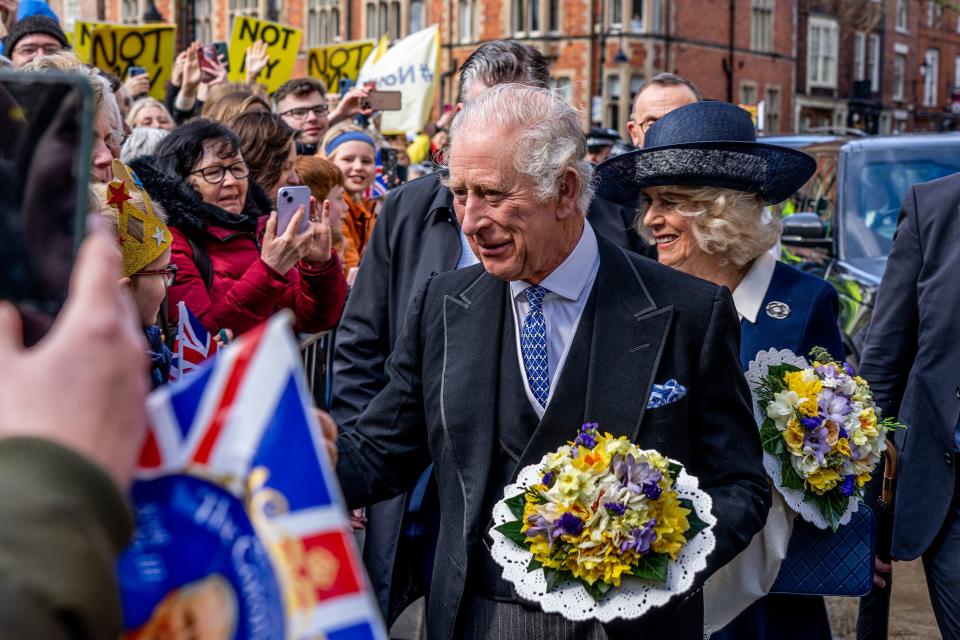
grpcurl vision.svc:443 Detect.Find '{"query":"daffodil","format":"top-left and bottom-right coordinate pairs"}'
top-left (806, 468), bottom-right (841, 494)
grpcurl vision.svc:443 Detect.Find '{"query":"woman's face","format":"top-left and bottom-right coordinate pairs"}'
top-left (331, 141), bottom-right (376, 195)
top-left (326, 185), bottom-right (347, 228)
top-left (272, 142), bottom-right (300, 194)
top-left (188, 142), bottom-right (249, 215)
top-left (641, 186), bottom-right (710, 274)
top-left (134, 105), bottom-right (174, 131)
top-left (91, 108), bottom-right (117, 183)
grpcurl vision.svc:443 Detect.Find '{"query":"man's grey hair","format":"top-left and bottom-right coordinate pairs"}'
top-left (634, 72), bottom-right (702, 104)
top-left (120, 126), bottom-right (169, 163)
top-left (457, 40), bottom-right (550, 103)
top-left (450, 83), bottom-right (595, 215)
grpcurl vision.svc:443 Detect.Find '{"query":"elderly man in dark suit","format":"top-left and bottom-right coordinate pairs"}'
top-left (855, 172), bottom-right (960, 639)
top-left (327, 84), bottom-right (769, 639)
top-left (333, 39), bottom-right (650, 624)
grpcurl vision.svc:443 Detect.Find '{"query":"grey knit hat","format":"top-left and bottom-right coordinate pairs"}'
top-left (3, 16), bottom-right (69, 56)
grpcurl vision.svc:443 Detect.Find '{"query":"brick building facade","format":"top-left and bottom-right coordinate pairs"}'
top-left (45, 0), bottom-right (959, 134)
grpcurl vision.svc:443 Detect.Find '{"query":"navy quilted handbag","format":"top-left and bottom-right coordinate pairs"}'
top-left (770, 503), bottom-right (876, 597)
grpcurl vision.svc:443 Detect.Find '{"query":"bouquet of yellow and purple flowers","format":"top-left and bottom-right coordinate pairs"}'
top-left (491, 424), bottom-right (713, 613)
top-left (750, 347), bottom-right (903, 530)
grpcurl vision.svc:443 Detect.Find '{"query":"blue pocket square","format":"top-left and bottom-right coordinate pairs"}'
top-left (646, 379), bottom-right (688, 409)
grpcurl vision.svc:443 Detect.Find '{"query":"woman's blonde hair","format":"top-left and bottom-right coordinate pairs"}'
top-left (126, 96), bottom-right (174, 128)
top-left (320, 123), bottom-right (374, 161)
top-left (638, 185), bottom-right (780, 267)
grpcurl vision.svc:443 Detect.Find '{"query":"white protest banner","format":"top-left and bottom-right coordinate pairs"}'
top-left (357, 25), bottom-right (439, 134)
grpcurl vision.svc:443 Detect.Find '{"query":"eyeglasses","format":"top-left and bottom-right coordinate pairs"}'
top-left (12, 44), bottom-right (62, 58)
top-left (133, 263), bottom-right (177, 287)
top-left (279, 104), bottom-right (329, 120)
top-left (638, 119), bottom-right (658, 135)
top-left (190, 161), bottom-right (250, 184)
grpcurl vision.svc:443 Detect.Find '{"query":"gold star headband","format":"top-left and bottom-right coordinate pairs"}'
top-left (107, 159), bottom-right (172, 277)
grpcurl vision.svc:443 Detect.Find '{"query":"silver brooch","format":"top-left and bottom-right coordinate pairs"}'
top-left (766, 301), bottom-right (791, 320)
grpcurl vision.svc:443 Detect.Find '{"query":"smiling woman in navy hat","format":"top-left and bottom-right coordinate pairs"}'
top-left (597, 101), bottom-right (844, 640)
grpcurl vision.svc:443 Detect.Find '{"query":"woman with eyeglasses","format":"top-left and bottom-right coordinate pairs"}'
top-left (130, 118), bottom-right (347, 338)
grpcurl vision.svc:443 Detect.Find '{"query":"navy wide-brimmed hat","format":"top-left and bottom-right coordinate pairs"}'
top-left (595, 101), bottom-right (816, 205)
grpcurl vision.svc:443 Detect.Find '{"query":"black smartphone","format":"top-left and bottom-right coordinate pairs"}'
top-left (380, 147), bottom-right (399, 189)
top-left (128, 65), bottom-right (147, 77)
top-left (0, 71), bottom-right (94, 345)
top-left (214, 42), bottom-right (229, 72)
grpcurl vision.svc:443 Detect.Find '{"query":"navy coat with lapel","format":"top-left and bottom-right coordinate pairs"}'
top-left (336, 235), bottom-right (771, 639)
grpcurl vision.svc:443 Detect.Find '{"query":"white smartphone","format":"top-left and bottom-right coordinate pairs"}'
top-left (276, 186), bottom-right (312, 235)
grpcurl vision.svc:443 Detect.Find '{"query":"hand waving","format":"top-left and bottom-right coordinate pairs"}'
top-left (244, 41), bottom-right (270, 85)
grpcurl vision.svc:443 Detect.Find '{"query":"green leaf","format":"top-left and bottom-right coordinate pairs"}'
top-left (580, 578), bottom-right (611, 601)
top-left (544, 568), bottom-right (570, 593)
top-left (667, 461), bottom-right (683, 482)
top-left (808, 346), bottom-right (836, 363)
top-left (527, 557), bottom-right (542, 572)
top-left (811, 490), bottom-right (849, 531)
top-left (679, 498), bottom-right (710, 539)
top-left (780, 463), bottom-right (805, 491)
top-left (629, 552), bottom-right (669, 583)
top-left (492, 520), bottom-right (527, 547)
top-left (760, 419), bottom-right (785, 455)
top-left (504, 493), bottom-right (527, 521)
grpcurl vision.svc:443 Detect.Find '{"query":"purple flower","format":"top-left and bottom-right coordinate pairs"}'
top-left (575, 423), bottom-right (599, 449)
top-left (801, 416), bottom-right (822, 431)
top-left (818, 389), bottom-right (852, 425)
top-left (839, 427), bottom-right (849, 440)
top-left (803, 424), bottom-right (832, 463)
top-left (840, 475), bottom-right (856, 497)
top-left (604, 502), bottom-right (627, 516)
top-left (613, 454), bottom-right (663, 497)
top-left (844, 362), bottom-right (856, 376)
top-left (542, 472), bottom-right (555, 487)
top-left (526, 514), bottom-right (560, 547)
top-left (555, 512), bottom-right (584, 536)
top-left (620, 519), bottom-right (657, 555)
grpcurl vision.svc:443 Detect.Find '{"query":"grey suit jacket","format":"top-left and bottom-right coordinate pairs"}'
top-left (335, 236), bottom-right (770, 639)
top-left (859, 172), bottom-right (960, 560)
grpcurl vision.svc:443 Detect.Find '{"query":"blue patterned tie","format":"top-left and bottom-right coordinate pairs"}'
top-left (521, 285), bottom-right (550, 408)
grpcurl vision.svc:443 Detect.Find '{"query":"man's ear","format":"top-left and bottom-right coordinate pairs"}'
top-left (555, 167), bottom-right (581, 220)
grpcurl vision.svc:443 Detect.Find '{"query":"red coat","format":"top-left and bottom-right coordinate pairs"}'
top-left (130, 158), bottom-right (347, 337)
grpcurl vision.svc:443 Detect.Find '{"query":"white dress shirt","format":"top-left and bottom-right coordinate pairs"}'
top-left (509, 222), bottom-right (601, 417)
top-left (732, 251), bottom-right (776, 324)
top-left (456, 226), bottom-right (480, 269)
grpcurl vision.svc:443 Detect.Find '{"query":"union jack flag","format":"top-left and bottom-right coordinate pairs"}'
top-left (124, 313), bottom-right (386, 640)
top-left (168, 301), bottom-right (218, 382)
top-left (362, 148), bottom-right (389, 199)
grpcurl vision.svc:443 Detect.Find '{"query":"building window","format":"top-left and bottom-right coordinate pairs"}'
top-left (604, 74), bottom-right (621, 128)
top-left (529, 0), bottom-right (540, 33)
top-left (609, 0), bottom-right (622, 30)
top-left (389, 1), bottom-right (400, 39)
top-left (853, 32), bottom-right (865, 81)
top-left (458, 0), bottom-right (471, 42)
top-left (229, 0), bottom-right (259, 34)
top-left (409, 0), bottom-right (425, 32)
top-left (379, 1), bottom-right (388, 36)
top-left (751, 0), bottom-right (773, 53)
top-left (955, 54), bottom-right (960, 89)
top-left (926, 0), bottom-right (942, 27)
top-left (197, 0), bottom-right (213, 41)
top-left (121, 0), bottom-right (140, 24)
top-left (896, 0), bottom-right (908, 32)
top-left (740, 82), bottom-right (757, 105)
top-left (308, 0), bottom-right (339, 46)
top-left (650, 0), bottom-right (661, 33)
top-left (868, 33), bottom-right (881, 92)
top-left (924, 48), bottom-right (940, 107)
top-left (629, 0), bottom-right (643, 32)
top-left (893, 53), bottom-right (906, 101)
top-left (548, 0), bottom-right (560, 32)
top-left (808, 17), bottom-right (839, 89)
top-left (629, 73), bottom-right (644, 101)
top-left (331, 7), bottom-right (340, 39)
top-left (550, 76), bottom-right (572, 104)
top-left (512, 0), bottom-right (541, 35)
top-left (765, 86), bottom-right (780, 133)
top-left (365, 2), bottom-right (376, 37)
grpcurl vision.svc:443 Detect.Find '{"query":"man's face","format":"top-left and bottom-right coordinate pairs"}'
top-left (276, 90), bottom-right (329, 146)
top-left (627, 84), bottom-right (698, 147)
top-left (448, 126), bottom-right (580, 284)
top-left (10, 34), bottom-right (62, 67)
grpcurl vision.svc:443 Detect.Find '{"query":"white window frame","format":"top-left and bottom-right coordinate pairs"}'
top-left (751, 0), bottom-right (774, 53)
top-left (893, 53), bottom-right (906, 101)
top-left (924, 48), bottom-right (940, 107)
top-left (868, 33), bottom-right (881, 92)
top-left (629, 0), bottom-right (643, 33)
top-left (853, 31), bottom-right (865, 81)
top-left (807, 16), bottom-right (839, 90)
top-left (955, 54), bottom-right (960, 90)
top-left (896, 0), bottom-right (908, 33)
top-left (549, 75), bottom-right (574, 105)
top-left (765, 85), bottom-right (781, 133)
top-left (740, 81), bottom-right (757, 105)
top-left (409, 0), bottom-right (425, 33)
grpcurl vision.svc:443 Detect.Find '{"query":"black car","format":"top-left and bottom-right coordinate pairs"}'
top-left (766, 133), bottom-right (960, 364)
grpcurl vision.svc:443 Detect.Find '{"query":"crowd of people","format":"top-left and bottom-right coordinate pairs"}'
top-left (2, 5), bottom-right (959, 639)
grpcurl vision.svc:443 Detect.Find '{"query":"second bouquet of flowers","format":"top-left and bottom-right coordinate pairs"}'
top-left (489, 423), bottom-right (716, 622)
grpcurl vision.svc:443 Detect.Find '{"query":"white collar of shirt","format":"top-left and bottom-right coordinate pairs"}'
top-left (732, 251), bottom-right (777, 324)
top-left (509, 221), bottom-right (599, 303)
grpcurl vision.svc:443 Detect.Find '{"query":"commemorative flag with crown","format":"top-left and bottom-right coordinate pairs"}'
top-left (118, 312), bottom-right (387, 640)
top-left (107, 159), bottom-right (172, 278)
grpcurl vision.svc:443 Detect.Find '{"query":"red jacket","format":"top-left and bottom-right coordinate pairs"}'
top-left (131, 158), bottom-right (347, 337)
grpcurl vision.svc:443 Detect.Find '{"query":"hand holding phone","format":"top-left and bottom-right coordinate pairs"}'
top-left (276, 186), bottom-right (312, 236)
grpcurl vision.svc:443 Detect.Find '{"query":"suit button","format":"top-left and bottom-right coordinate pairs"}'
top-left (947, 452), bottom-right (955, 466)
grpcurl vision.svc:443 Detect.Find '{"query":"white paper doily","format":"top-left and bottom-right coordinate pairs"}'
top-left (745, 348), bottom-right (858, 530)
top-left (489, 454), bottom-right (717, 622)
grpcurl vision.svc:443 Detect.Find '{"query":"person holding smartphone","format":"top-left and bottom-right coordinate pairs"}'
top-left (129, 118), bottom-right (347, 338)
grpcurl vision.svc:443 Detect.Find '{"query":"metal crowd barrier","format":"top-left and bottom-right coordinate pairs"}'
top-left (298, 330), bottom-right (335, 410)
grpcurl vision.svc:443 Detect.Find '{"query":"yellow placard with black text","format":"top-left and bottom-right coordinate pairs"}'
top-left (228, 17), bottom-right (301, 94)
top-left (306, 40), bottom-right (375, 94)
top-left (73, 21), bottom-right (110, 63)
top-left (89, 24), bottom-right (176, 101)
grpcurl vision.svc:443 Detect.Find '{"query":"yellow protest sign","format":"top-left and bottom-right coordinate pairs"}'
top-left (306, 40), bottom-right (375, 94)
top-left (89, 24), bottom-right (176, 100)
top-left (229, 17), bottom-right (301, 94)
top-left (74, 21), bottom-right (109, 63)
